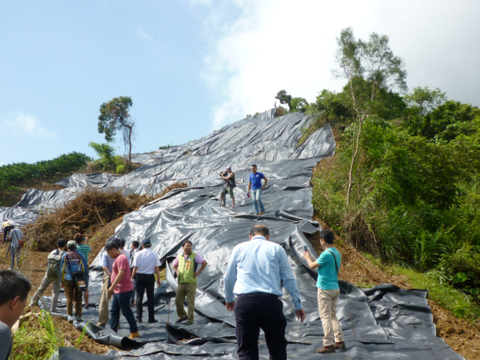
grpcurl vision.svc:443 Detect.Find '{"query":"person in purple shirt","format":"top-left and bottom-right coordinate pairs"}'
top-left (247, 164), bottom-right (268, 215)
top-left (172, 241), bottom-right (207, 325)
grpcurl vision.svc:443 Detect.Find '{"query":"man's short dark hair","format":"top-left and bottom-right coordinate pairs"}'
top-left (132, 241), bottom-right (140, 249)
top-left (250, 225), bottom-right (269, 237)
top-left (74, 233), bottom-right (84, 244)
top-left (319, 229), bottom-right (334, 244)
top-left (251, 164), bottom-right (257, 168)
top-left (105, 242), bottom-right (119, 251)
top-left (57, 238), bottom-right (67, 248)
top-left (120, 239), bottom-right (126, 247)
top-left (0, 270), bottom-right (31, 305)
top-left (183, 240), bottom-right (193, 247)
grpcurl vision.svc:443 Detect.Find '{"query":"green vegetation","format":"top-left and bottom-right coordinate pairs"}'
top-left (98, 96), bottom-right (135, 167)
top-left (88, 142), bottom-right (127, 174)
top-left (159, 144), bottom-right (172, 149)
top-left (0, 152), bottom-right (90, 192)
top-left (308, 28), bottom-right (480, 320)
top-left (10, 310), bottom-right (88, 360)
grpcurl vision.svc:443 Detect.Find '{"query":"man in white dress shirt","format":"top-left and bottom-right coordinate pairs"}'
top-left (131, 238), bottom-right (162, 323)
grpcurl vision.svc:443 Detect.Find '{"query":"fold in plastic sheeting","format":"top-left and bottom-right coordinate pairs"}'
top-left (4, 109), bottom-right (462, 359)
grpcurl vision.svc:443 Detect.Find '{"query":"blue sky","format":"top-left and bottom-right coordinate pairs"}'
top-left (1, 0), bottom-right (480, 166)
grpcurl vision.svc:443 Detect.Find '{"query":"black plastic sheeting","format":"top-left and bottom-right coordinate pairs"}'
top-left (3, 109), bottom-right (463, 359)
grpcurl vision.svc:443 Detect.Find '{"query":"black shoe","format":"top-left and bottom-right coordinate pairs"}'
top-left (148, 319), bottom-right (158, 324)
top-left (136, 317), bottom-right (142, 323)
top-left (175, 317), bottom-right (187, 324)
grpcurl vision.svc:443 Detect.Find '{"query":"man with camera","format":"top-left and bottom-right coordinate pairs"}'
top-left (60, 240), bottom-right (87, 321)
top-left (220, 166), bottom-right (236, 209)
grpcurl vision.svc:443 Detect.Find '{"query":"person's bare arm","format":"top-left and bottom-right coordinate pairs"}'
top-left (262, 177), bottom-right (268, 190)
top-left (131, 266), bottom-right (137, 279)
top-left (247, 180), bottom-right (252, 193)
top-left (302, 251), bottom-right (320, 269)
top-left (194, 261), bottom-right (207, 277)
top-left (172, 264), bottom-right (179, 276)
top-left (155, 266), bottom-right (162, 286)
top-left (102, 266), bottom-right (111, 277)
top-left (108, 269), bottom-right (125, 295)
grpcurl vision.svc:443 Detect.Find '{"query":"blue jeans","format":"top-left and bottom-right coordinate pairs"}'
top-left (110, 290), bottom-right (138, 333)
top-left (10, 246), bottom-right (20, 269)
top-left (251, 189), bottom-right (265, 214)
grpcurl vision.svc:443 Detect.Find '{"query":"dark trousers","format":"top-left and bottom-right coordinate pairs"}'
top-left (64, 280), bottom-right (82, 317)
top-left (110, 290), bottom-right (138, 333)
top-left (136, 273), bottom-right (155, 321)
top-left (235, 293), bottom-right (287, 360)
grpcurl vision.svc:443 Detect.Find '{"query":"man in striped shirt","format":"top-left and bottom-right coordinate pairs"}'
top-left (75, 234), bottom-right (92, 310)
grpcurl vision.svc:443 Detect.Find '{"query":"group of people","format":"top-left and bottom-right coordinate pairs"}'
top-left (1, 217), bottom-right (344, 359)
top-left (220, 164), bottom-right (268, 216)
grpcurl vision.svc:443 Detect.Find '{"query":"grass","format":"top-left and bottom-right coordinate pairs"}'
top-left (364, 253), bottom-right (480, 321)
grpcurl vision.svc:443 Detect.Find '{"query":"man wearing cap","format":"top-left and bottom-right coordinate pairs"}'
top-left (131, 239), bottom-right (162, 323)
top-left (172, 240), bottom-right (207, 325)
top-left (7, 226), bottom-right (24, 270)
top-left (97, 237), bottom-right (121, 327)
top-left (247, 164), bottom-right (268, 215)
top-left (220, 166), bottom-right (236, 209)
top-left (105, 241), bottom-right (139, 339)
top-left (60, 240), bottom-right (87, 320)
top-left (29, 238), bottom-right (67, 312)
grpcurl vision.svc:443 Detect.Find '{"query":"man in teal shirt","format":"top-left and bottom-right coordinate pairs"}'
top-left (303, 229), bottom-right (345, 354)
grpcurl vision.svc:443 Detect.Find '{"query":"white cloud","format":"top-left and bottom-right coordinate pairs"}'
top-left (137, 29), bottom-right (154, 41)
top-left (192, 0), bottom-right (480, 129)
top-left (1, 112), bottom-right (57, 138)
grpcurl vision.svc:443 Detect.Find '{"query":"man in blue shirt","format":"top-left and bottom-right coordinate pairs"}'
top-left (224, 224), bottom-right (306, 360)
top-left (303, 229), bottom-right (345, 354)
top-left (247, 164), bottom-right (268, 215)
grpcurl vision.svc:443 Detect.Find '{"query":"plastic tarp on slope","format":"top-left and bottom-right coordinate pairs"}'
top-left (9, 109), bottom-right (462, 359)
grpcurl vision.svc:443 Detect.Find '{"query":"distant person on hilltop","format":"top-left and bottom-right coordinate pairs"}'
top-left (247, 164), bottom-right (268, 216)
top-left (303, 229), bottom-right (345, 354)
top-left (0, 270), bottom-right (31, 360)
top-left (29, 238), bottom-right (67, 312)
top-left (1, 221), bottom-right (11, 244)
top-left (7, 226), bottom-right (24, 270)
top-left (220, 166), bottom-right (236, 209)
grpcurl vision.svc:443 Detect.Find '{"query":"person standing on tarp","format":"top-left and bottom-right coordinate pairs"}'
top-left (129, 240), bottom-right (140, 307)
top-left (96, 237), bottom-right (120, 327)
top-left (303, 229), bottom-right (345, 354)
top-left (220, 166), bottom-right (236, 208)
top-left (172, 240), bottom-right (208, 325)
top-left (60, 240), bottom-right (87, 321)
top-left (0, 270), bottom-right (31, 360)
top-left (105, 241), bottom-right (139, 339)
top-left (247, 164), bottom-right (268, 215)
top-left (29, 238), bottom-right (67, 311)
top-left (223, 224), bottom-right (306, 360)
top-left (131, 238), bottom-right (162, 323)
top-left (8, 226), bottom-right (23, 270)
top-left (75, 234), bottom-right (92, 310)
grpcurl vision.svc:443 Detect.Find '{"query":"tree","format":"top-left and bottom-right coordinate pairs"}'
top-left (88, 142), bottom-right (115, 170)
top-left (275, 90), bottom-right (293, 110)
top-left (335, 28), bottom-right (407, 209)
top-left (403, 87), bottom-right (446, 135)
top-left (98, 96), bottom-right (135, 166)
top-left (290, 97), bottom-right (309, 112)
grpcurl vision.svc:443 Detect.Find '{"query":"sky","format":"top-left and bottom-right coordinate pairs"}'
top-left (1, 0), bottom-right (479, 166)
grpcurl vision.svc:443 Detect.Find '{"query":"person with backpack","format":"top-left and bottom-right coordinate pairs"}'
top-left (172, 240), bottom-right (207, 325)
top-left (7, 226), bottom-right (24, 270)
top-left (220, 166), bottom-right (236, 208)
top-left (302, 229), bottom-right (345, 354)
top-left (29, 238), bottom-right (67, 312)
top-left (60, 240), bottom-right (87, 321)
top-left (74, 233), bottom-right (91, 310)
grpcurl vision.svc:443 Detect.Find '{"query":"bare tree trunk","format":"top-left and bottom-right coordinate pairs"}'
top-left (128, 126), bottom-right (132, 168)
top-left (346, 114), bottom-right (366, 210)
